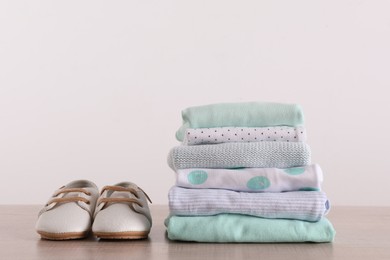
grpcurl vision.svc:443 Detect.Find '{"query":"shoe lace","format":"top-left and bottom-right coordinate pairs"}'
top-left (46, 188), bottom-right (91, 206)
top-left (97, 186), bottom-right (152, 209)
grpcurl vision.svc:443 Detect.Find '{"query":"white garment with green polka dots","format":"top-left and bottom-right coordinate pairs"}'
top-left (176, 164), bottom-right (322, 192)
top-left (183, 126), bottom-right (306, 145)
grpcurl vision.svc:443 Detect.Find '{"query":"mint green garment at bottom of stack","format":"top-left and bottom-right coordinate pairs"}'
top-left (165, 214), bottom-right (335, 243)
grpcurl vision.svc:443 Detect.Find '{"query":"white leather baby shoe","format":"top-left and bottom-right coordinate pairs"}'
top-left (92, 182), bottom-right (152, 239)
top-left (36, 180), bottom-right (99, 240)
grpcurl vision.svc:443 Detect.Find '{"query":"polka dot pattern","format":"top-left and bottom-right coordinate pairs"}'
top-left (247, 176), bottom-right (271, 190)
top-left (187, 170), bottom-right (208, 185)
top-left (183, 126), bottom-right (306, 145)
top-left (284, 167), bottom-right (305, 175)
top-left (176, 165), bottom-right (323, 193)
top-left (298, 187), bottom-right (320, 191)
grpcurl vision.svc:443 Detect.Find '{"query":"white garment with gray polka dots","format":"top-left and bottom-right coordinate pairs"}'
top-left (183, 126), bottom-right (306, 145)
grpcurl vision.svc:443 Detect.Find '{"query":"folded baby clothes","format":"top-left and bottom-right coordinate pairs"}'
top-left (167, 101), bottom-right (335, 244)
top-left (165, 214), bottom-right (335, 243)
top-left (176, 102), bottom-right (304, 141)
top-left (168, 141), bottom-right (311, 170)
top-left (176, 164), bottom-right (322, 192)
top-left (169, 187), bottom-right (329, 222)
top-left (182, 126), bottom-right (307, 145)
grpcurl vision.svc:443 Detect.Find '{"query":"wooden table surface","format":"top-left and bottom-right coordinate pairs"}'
top-left (1, 205), bottom-right (389, 260)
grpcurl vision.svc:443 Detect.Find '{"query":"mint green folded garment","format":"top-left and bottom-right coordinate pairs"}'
top-left (165, 214), bottom-right (335, 243)
top-left (176, 102), bottom-right (304, 141)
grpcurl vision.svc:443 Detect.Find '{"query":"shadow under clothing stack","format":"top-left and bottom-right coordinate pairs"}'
top-left (165, 102), bottom-right (335, 243)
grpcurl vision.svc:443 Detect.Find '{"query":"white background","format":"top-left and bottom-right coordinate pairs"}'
top-left (1, 1), bottom-right (389, 206)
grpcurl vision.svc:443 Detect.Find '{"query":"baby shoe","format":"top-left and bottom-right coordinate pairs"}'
top-left (92, 182), bottom-right (152, 239)
top-left (36, 180), bottom-right (99, 240)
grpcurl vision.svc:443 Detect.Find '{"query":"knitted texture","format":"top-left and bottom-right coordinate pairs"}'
top-left (176, 101), bottom-right (304, 141)
top-left (169, 187), bottom-right (329, 222)
top-left (168, 141), bottom-right (311, 170)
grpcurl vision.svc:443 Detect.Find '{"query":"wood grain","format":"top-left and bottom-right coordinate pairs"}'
top-left (0, 205), bottom-right (389, 260)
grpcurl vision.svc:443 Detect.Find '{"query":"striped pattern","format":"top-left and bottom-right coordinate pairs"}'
top-left (169, 187), bottom-right (329, 222)
top-left (168, 141), bottom-right (311, 170)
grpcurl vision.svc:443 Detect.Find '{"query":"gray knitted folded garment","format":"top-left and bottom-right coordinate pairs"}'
top-left (168, 141), bottom-right (311, 170)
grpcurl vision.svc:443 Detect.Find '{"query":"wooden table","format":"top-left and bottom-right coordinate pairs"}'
top-left (1, 205), bottom-right (389, 260)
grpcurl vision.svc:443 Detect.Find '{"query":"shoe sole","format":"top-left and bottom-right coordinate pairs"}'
top-left (37, 230), bottom-right (89, 240)
top-left (93, 231), bottom-right (149, 240)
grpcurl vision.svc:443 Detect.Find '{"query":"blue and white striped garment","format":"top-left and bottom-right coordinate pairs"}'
top-left (168, 186), bottom-right (330, 222)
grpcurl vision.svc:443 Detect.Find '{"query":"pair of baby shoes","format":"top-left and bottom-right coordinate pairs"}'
top-left (36, 180), bottom-right (152, 240)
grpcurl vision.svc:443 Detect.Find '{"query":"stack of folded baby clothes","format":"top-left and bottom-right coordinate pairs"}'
top-left (165, 102), bottom-right (335, 243)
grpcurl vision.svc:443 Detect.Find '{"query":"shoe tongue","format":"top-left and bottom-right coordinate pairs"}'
top-left (60, 187), bottom-right (95, 198)
top-left (116, 182), bottom-right (138, 189)
top-left (64, 180), bottom-right (97, 189)
top-left (111, 191), bottom-right (136, 199)
top-left (108, 182), bottom-right (139, 199)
